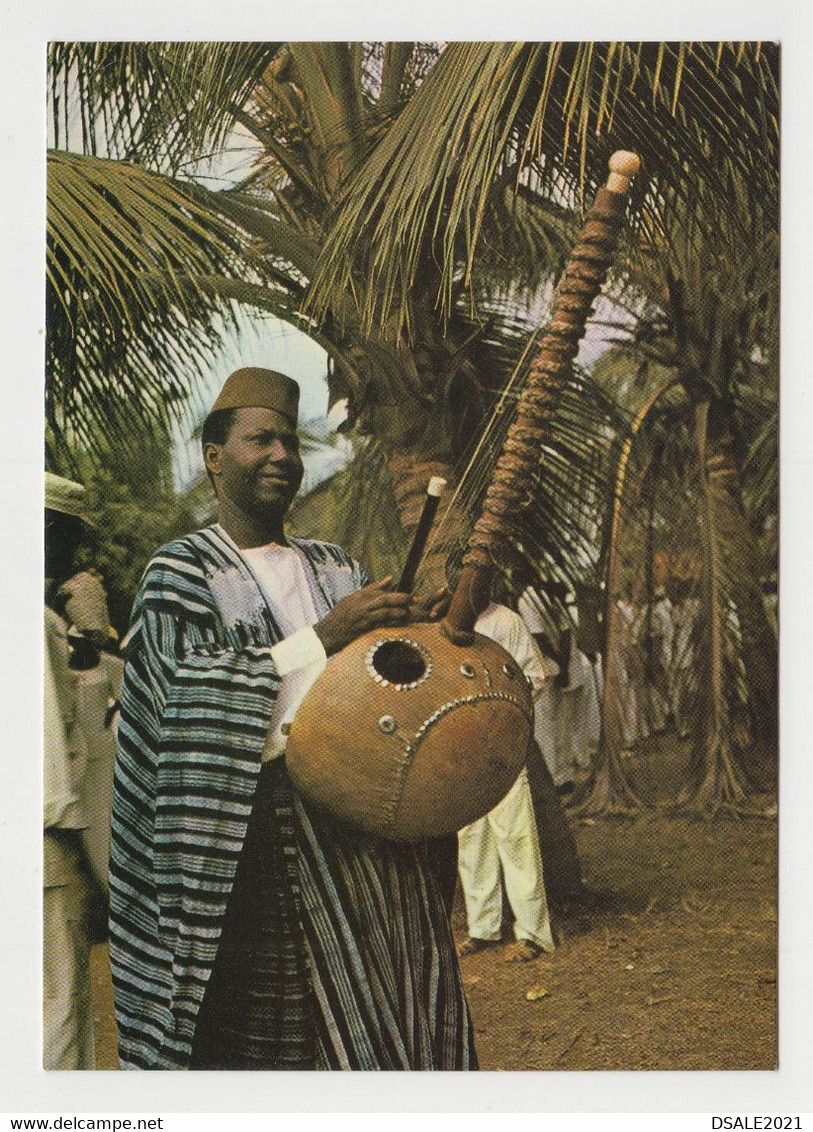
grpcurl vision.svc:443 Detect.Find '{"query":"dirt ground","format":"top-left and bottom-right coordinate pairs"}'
top-left (90, 731), bottom-right (777, 1071)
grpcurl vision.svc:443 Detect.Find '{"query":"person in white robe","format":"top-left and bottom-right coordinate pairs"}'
top-left (558, 625), bottom-right (602, 777)
top-left (518, 586), bottom-right (601, 788)
top-left (456, 602), bottom-right (555, 961)
top-left (517, 586), bottom-right (565, 784)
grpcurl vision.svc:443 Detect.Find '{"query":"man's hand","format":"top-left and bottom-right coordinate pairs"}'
top-left (408, 587), bottom-right (451, 624)
top-left (314, 577), bottom-right (413, 656)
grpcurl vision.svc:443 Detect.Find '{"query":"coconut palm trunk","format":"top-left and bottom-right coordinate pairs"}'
top-left (576, 377), bottom-right (678, 815)
top-left (683, 398), bottom-right (774, 815)
top-left (687, 400), bottom-right (777, 813)
top-left (706, 407), bottom-right (777, 789)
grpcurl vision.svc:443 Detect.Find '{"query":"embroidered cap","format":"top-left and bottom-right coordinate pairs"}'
top-left (209, 367), bottom-right (299, 427)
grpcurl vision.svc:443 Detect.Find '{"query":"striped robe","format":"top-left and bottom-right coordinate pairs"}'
top-left (109, 526), bottom-right (475, 1070)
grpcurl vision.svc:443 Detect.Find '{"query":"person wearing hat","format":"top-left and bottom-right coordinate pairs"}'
top-left (44, 472), bottom-right (112, 1069)
top-left (109, 368), bottom-right (476, 1071)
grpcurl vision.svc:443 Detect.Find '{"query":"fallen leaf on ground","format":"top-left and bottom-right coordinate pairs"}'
top-left (525, 985), bottom-right (549, 1001)
top-left (646, 995), bottom-right (675, 1006)
top-left (556, 1029), bottom-right (584, 1060)
top-left (624, 963), bottom-right (635, 970)
top-left (681, 889), bottom-right (711, 914)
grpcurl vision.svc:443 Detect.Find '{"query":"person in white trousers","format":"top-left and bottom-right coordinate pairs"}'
top-left (457, 602), bottom-right (556, 962)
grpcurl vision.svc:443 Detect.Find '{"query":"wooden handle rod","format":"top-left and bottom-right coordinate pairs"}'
top-left (397, 476), bottom-right (447, 593)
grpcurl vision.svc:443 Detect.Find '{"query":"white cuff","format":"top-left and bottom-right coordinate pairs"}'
top-left (270, 626), bottom-right (326, 676)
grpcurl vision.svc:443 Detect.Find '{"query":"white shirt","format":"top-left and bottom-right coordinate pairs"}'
top-left (516, 587), bottom-right (561, 680)
top-left (476, 602), bottom-right (548, 695)
top-left (238, 539), bottom-right (327, 760)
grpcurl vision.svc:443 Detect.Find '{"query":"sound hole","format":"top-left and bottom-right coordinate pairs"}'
top-left (371, 640), bottom-right (428, 686)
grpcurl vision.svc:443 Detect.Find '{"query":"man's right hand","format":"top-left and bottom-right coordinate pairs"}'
top-left (313, 577), bottom-right (412, 657)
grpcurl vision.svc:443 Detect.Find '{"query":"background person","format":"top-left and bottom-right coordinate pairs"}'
top-left (457, 601), bottom-right (556, 962)
top-left (44, 473), bottom-right (109, 1069)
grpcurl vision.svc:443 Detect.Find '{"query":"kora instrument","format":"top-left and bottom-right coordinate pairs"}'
top-left (286, 152), bottom-right (641, 840)
top-left (286, 621), bottom-right (533, 839)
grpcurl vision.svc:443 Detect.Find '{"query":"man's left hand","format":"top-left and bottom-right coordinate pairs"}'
top-left (409, 588), bottom-right (451, 623)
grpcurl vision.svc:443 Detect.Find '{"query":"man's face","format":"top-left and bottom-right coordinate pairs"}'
top-left (204, 406), bottom-right (304, 522)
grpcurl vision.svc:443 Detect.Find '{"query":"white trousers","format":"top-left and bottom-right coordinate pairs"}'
top-left (534, 683), bottom-right (565, 784)
top-left (43, 885), bottom-right (95, 1070)
top-left (457, 770), bottom-right (554, 950)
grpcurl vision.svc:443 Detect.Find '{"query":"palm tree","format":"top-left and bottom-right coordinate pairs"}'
top-left (47, 42), bottom-right (778, 810)
top-left (311, 43), bottom-right (777, 333)
top-left (306, 41), bottom-right (778, 812)
top-left (574, 185), bottom-right (778, 813)
top-left (47, 41), bottom-right (579, 590)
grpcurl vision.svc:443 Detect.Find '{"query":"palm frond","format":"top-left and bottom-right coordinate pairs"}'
top-left (308, 41), bottom-right (778, 338)
top-left (48, 42), bottom-right (281, 174)
top-left (468, 180), bottom-right (577, 300)
top-left (48, 151), bottom-right (255, 324)
top-left (46, 150), bottom-right (322, 462)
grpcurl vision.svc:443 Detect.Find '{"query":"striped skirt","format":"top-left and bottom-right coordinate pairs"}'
top-left (190, 759), bottom-right (476, 1070)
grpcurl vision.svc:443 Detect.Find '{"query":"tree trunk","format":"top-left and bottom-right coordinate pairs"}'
top-left (525, 740), bottom-right (584, 907)
top-left (703, 405), bottom-right (777, 789)
top-left (339, 329), bottom-right (484, 597)
top-left (576, 380), bottom-right (677, 816)
top-left (576, 542), bottom-right (643, 815)
top-left (683, 400), bottom-right (769, 815)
